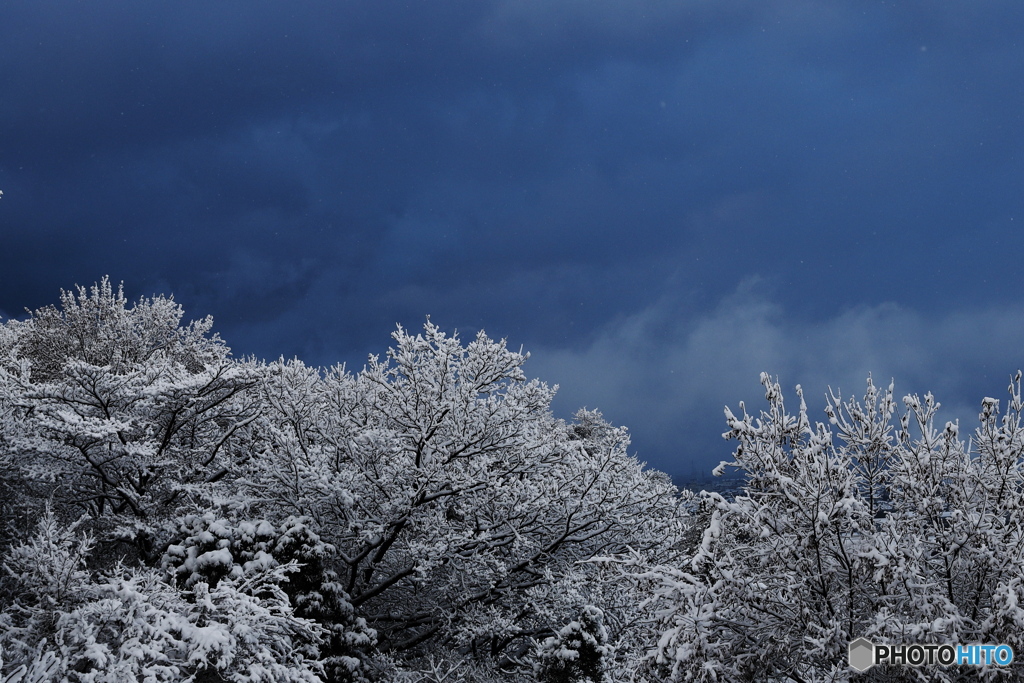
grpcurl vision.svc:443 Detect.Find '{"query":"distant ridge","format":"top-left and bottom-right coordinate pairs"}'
top-left (673, 472), bottom-right (745, 497)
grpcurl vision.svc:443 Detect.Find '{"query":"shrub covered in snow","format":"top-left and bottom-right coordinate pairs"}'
top-left (534, 606), bottom-right (610, 683)
top-left (161, 512), bottom-right (376, 682)
top-left (0, 509), bottom-right (325, 682)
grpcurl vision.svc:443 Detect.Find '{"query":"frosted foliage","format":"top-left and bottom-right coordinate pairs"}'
top-left (383, 654), bottom-right (516, 683)
top-left (242, 322), bottom-right (686, 668)
top-left (0, 512), bottom-right (324, 683)
top-left (640, 373), bottom-right (1024, 682)
top-left (2, 508), bottom-right (93, 610)
top-left (18, 276), bottom-right (225, 380)
top-left (0, 648), bottom-right (59, 683)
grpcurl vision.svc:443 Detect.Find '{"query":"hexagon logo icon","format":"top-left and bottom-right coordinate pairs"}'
top-left (849, 638), bottom-right (874, 672)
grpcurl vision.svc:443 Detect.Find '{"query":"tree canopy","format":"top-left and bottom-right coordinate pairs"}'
top-left (0, 279), bottom-right (685, 682)
top-left (3, 279), bottom-right (1024, 681)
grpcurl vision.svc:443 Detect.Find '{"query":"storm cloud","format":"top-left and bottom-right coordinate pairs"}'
top-left (2, 0), bottom-right (1023, 478)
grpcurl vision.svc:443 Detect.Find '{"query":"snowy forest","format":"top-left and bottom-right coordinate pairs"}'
top-left (2, 279), bottom-right (1024, 682)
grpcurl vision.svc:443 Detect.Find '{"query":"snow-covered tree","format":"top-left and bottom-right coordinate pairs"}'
top-left (0, 278), bottom-right (262, 553)
top-left (240, 322), bottom-right (686, 672)
top-left (639, 373), bottom-right (1024, 682)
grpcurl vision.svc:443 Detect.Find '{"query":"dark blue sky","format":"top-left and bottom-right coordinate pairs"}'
top-left (2, 0), bottom-right (1023, 480)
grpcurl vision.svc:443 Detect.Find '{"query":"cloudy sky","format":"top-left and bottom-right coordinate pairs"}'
top-left (2, 0), bottom-right (1023, 480)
